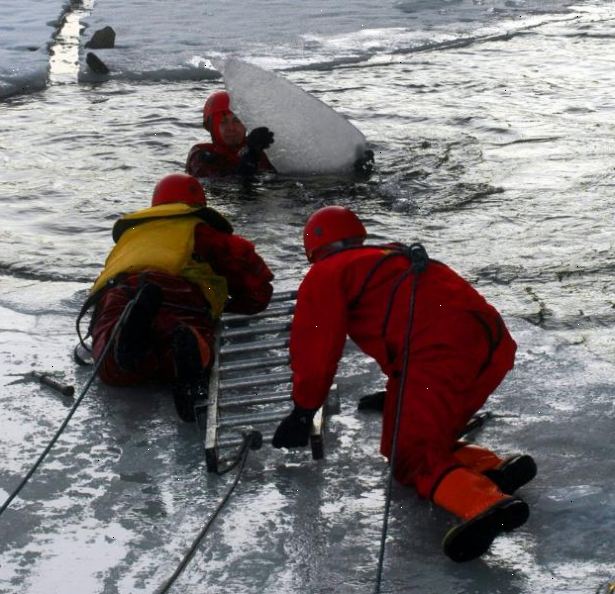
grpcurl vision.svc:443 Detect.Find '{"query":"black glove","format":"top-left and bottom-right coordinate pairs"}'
top-left (357, 390), bottom-right (386, 412)
top-left (272, 405), bottom-right (317, 449)
top-left (354, 149), bottom-right (374, 175)
top-left (246, 127), bottom-right (274, 152)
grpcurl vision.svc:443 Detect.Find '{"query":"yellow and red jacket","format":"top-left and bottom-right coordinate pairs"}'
top-left (91, 203), bottom-right (273, 318)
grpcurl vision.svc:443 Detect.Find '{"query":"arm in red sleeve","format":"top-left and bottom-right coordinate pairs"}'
top-left (186, 144), bottom-right (213, 177)
top-left (290, 262), bottom-right (349, 411)
top-left (194, 224), bottom-right (274, 314)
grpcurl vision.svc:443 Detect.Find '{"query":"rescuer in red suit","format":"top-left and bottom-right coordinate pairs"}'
top-left (272, 205), bottom-right (536, 562)
top-left (185, 90), bottom-right (275, 178)
top-left (86, 173), bottom-right (274, 422)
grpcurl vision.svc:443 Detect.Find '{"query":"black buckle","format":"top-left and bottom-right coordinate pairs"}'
top-left (406, 243), bottom-right (429, 273)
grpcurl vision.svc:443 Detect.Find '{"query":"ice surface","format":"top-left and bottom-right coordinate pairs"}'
top-left (0, 0), bottom-right (65, 97)
top-left (0, 0), bottom-right (589, 96)
top-left (2, 0), bottom-right (615, 593)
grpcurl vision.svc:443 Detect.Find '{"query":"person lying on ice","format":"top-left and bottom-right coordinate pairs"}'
top-left (185, 90), bottom-right (275, 178)
top-left (85, 172), bottom-right (274, 421)
top-left (271, 205), bottom-right (536, 562)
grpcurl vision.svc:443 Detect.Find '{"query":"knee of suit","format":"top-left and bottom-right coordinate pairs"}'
top-left (386, 441), bottom-right (460, 499)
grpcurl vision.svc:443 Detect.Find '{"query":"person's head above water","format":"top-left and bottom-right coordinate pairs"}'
top-left (202, 90), bottom-right (246, 150)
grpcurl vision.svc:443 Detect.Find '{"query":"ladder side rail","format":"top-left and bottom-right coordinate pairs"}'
top-left (204, 324), bottom-right (223, 472)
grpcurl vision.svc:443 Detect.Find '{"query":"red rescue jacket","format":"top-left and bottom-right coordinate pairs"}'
top-left (185, 142), bottom-right (274, 178)
top-left (193, 222), bottom-right (273, 314)
top-left (289, 245), bottom-right (511, 410)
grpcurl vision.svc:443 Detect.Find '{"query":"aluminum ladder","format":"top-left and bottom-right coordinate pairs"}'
top-left (195, 290), bottom-right (339, 473)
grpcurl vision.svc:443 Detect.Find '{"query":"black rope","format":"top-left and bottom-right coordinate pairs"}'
top-left (0, 286), bottom-right (146, 518)
top-left (156, 431), bottom-right (261, 594)
top-left (374, 244), bottom-right (428, 594)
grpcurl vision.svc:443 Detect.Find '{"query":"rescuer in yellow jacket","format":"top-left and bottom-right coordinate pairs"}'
top-left (87, 172), bottom-right (274, 422)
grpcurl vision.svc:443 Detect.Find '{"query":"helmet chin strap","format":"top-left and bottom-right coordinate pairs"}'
top-left (311, 237), bottom-right (365, 262)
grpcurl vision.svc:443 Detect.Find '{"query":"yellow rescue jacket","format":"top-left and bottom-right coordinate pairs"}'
top-left (91, 203), bottom-right (233, 317)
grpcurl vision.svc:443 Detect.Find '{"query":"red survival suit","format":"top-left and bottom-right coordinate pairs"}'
top-left (185, 141), bottom-right (273, 178)
top-left (90, 203), bottom-right (274, 385)
top-left (289, 244), bottom-right (516, 499)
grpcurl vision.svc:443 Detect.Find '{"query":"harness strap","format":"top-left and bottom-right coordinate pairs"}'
top-left (470, 311), bottom-right (504, 377)
top-left (348, 244), bottom-right (430, 360)
top-left (348, 250), bottom-right (404, 310)
top-left (75, 274), bottom-right (127, 350)
top-left (381, 268), bottom-right (413, 339)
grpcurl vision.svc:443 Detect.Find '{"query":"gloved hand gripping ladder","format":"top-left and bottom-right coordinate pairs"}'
top-left (197, 290), bottom-right (339, 472)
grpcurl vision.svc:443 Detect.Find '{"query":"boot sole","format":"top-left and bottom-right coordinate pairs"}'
top-left (443, 498), bottom-right (529, 563)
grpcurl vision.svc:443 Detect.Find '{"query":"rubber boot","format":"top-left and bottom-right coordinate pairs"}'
top-left (171, 326), bottom-right (210, 423)
top-left (114, 283), bottom-right (163, 371)
top-left (484, 455), bottom-right (537, 495)
top-left (454, 443), bottom-right (537, 494)
top-left (433, 467), bottom-right (529, 562)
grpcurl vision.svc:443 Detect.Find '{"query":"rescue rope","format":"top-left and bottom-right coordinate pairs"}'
top-left (0, 286), bottom-right (147, 519)
top-left (374, 244), bottom-right (428, 594)
top-left (156, 431), bottom-right (262, 594)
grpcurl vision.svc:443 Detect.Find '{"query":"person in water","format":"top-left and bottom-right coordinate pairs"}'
top-left (185, 90), bottom-right (275, 178)
top-left (271, 205), bottom-right (536, 563)
top-left (84, 172), bottom-right (274, 421)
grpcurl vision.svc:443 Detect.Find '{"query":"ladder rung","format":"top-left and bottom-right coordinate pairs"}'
top-left (201, 289), bottom-right (303, 466)
top-left (220, 372), bottom-right (291, 391)
top-left (218, 409), bottom-right (291, 429)
top-left (220, 392), bottom-right (291, 408)
top-left (221, 321), bottom-right (290, 338)
top-left (222, 304), bottom-right (294, 323)
top-left (219, 354), bottom-right (289, 374)
top-left (270, 290), bottom-right (297, 302)
top-left (220, 337), bottom-right (288, 355)
top-left (217, 430), bottom-right (275, 449)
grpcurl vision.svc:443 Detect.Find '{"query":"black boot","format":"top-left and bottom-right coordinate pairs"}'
top-left (114, 283), bottom-right (163, 371)
top-left (172, 378), bottom-right (208, 423)
top-left (484, 455), bottom-right (537, 495)
top-left (171, 326), bottom-right (208, 423)
top-left (442, 497), bottom-right (529, 563)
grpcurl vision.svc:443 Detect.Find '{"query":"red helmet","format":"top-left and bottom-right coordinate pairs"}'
top-left (203, 90), bottom-right (231, 131)
top-left (151, 173), bottom-right (206, 207)
top-left (303, 206), bottom-right (367, 262)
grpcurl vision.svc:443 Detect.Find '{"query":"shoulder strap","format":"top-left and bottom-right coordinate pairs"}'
top-left (112, 205), bottom-right (233, 242)
top-left (346, 243), bottom-right (430, 341)
top-left (348, 243), bottom-right (429, 309)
